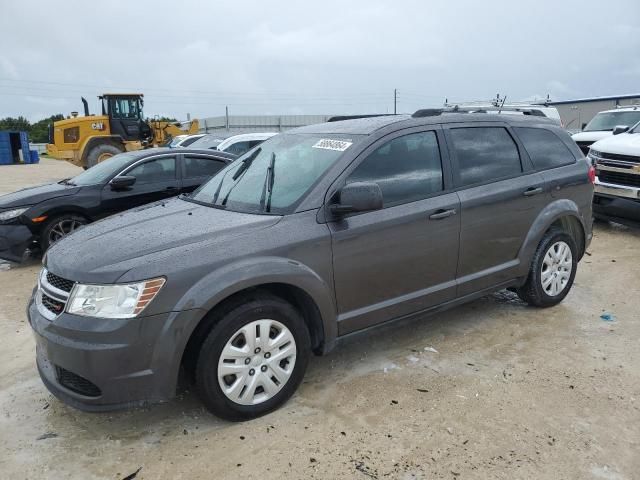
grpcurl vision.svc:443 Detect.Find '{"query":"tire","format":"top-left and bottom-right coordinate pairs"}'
top-left (195, 293), bottom-right (310, 421)
top-left (86, 143), bottom-right (123, 168)
top-left (40, 214), bottom-right (88, 251)
top-left (516, 229), bottom-right (578, 308)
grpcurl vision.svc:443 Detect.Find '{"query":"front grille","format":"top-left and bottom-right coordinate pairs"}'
top-left (599, 151), bottom-right (640, 164)
top-left (575, 141), bottom-right (593, 155)
top-left (41, 292), bottom-right (65, 315)
top-left (37, 268), bottom-right (72, 320)
top-left (46, 271), bottom-right (74, 293)
top-left (55, 366), bottom-right (102, 397)
top-left (598, 170), bottom-right (640, 188)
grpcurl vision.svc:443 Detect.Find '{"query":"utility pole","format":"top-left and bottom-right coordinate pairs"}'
top-left (225, 105), bottom-right (229, 132)
top-left (394, 89), bottom-right (397, 115)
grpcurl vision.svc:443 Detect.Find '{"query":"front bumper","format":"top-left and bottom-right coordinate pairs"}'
top-left (28, 294), bottom-right (204, 411)
top-left (0, 223), bottom-right (34, 262)
top-left (593, 193), bottom-right (640, 225)
top-left (593, 177), bottom-right (640, 224)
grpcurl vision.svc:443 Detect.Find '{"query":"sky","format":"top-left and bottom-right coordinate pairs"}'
top-left (1, 0), bottom-right (639, 122)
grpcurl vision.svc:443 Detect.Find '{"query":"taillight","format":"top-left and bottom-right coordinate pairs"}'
top-left (588, 165), bottom-right (596, 184)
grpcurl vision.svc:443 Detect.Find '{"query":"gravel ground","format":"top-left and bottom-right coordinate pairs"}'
top-left (0, 159), bottom-right (638, 479)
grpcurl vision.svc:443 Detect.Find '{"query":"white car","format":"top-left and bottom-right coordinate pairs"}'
top-left (216, 132), bottom-right (278, 156)
top-left (588, 122), bottom-right (640, 225)
top-left (572, 107), bottom-right (640, 155)
top-left (171, 134), bottom-right (207, 148)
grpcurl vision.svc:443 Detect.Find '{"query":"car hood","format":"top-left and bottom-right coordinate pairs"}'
top-left (0, 182), bottom-right (79, 209)
top-left (45, 198), bottom-right (282, 283)
top-left (591, 133), bottom-right (640, 157)
top-left (571, 131), bottom-right (611, 143)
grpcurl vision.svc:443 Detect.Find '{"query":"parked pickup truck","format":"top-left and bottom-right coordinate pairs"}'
top-left (588, 122), bottom-right (640, 225)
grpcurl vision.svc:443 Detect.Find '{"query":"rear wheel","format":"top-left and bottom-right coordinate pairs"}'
top-left (516, 229), bottom-right (577, 307)
top-left (86, 143), bottom-right (123, 168)
top-left (195, 294), bottom-right (310, 421)
top-left (40, 214), bottom-right (88, 251)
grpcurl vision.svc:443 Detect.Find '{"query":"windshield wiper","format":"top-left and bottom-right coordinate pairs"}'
top-left (232, 147), bottom-right (261, 181)
top-left (259, 152), bottom-right (276, 212)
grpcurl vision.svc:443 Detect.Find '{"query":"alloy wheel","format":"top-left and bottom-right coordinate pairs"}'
top-left (48, 218), bottom-right (84, 245)
top-left (541, 241), bottom-right (573, 297)
top-left (217, 319), bottom-right (297, 406)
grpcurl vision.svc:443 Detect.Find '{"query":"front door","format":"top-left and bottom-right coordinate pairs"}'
top-left (100, 155), bottom-right (180, 216)
top-left (329, 128), bottom-right (460, 335)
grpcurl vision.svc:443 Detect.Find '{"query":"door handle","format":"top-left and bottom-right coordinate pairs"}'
top-left (165, 186), bottom-right (179, 192)
top-left (523, 187), bottom-right (543, 197)
top-left (429, 208), bottom-right (457, 220)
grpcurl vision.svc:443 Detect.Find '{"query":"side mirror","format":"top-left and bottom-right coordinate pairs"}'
top-left (612, 125), bottom-right (629, 135)
top-left (330, 182), bottom-right (383, 215)
top-left (110, 175), bottom-right (136, 190)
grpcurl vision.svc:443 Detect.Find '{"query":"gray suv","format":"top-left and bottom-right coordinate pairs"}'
top-left (28, 112), bottom-right (594, 420)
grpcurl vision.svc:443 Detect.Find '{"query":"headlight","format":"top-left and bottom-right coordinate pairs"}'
top-left (66, 277), bottom-right (165, 318)
top-left (0, 207), bottom-right (28, 221)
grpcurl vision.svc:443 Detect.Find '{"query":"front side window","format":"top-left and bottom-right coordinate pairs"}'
top-left (191, 134), bottom-right (362, 214)
top-left (184, 156), bottom-right (227, 178)
top-left (514, 127), bottom-right (574, 171)
top-left (126, 157), bottom-right (176, 184)
top-left (346, 131), bottom-right (443, 207)
top-left (449, 127), bottom-right (522, 187)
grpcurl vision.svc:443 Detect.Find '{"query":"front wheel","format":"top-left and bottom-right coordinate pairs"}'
top-left (40, 214), bottom-right (88, 251)
top-left (195, 294), bottom-right (310, 421)
top-left (516, 229), bottom-right (577, 307)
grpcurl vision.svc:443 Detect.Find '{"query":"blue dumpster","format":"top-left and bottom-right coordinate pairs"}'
top-left (0, 130), bottom-right (31, 164)
top-left (29, 150), bottom-right (40, 164)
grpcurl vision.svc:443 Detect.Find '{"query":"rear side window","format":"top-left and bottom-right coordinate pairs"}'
top-left (514, 127), bottom-right (575, 170)
top-left (184, 156), bottom-right (227, 178)
top-left (225, 141), bottom-right (255, 156)
top-left (449, 127), bottom-right (522, 186)
top-left (347, 131), bottom-right (443, 207)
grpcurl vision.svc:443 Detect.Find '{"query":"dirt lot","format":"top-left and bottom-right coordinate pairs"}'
top-left (0, 159), bottom-right (639, 479)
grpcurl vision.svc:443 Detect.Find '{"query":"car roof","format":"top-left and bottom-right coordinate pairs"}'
top-left (291, 112), bottom-right (556, 135)
top-left (127, 147), bottom-right (236, 161)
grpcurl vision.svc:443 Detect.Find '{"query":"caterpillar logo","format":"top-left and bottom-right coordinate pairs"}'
top-left (91, 122), bottom-right (105, 130)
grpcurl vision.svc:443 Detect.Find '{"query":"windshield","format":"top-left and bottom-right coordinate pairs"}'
top-left (584, 111), bottom-right (640, 132)
top-left (68, 152), bottom-right (140, 186)
top-left (189, 133), bottom-right (361, 214)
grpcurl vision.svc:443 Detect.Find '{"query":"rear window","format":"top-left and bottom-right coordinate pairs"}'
top-left (449, 127), bottom-right (522, 186)
top-left (514, 127), bottom-right (575, 170)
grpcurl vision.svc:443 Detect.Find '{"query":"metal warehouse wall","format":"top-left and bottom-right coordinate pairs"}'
top-left (199, 115), bottom-right (333, 135)
top-left (551, 97), bottom-right (640, 130)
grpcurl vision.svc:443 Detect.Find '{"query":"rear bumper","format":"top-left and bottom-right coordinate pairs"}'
top-left (0, 224), bottom-right (34, 262)
top-left (28, 295), bottom-right (204, 411)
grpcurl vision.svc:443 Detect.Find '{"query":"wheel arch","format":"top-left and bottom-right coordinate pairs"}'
top-left (518, 199), bottom-right (588, 271)
top-left (171, 257), bottom-right (337, 388)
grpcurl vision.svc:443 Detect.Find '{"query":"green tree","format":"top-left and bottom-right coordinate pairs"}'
top-left (29, 114), bottom-right (64, 143)
top-left (0, 116), bottom-right (31, 132)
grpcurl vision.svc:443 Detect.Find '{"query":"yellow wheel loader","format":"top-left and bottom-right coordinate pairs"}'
top-left (46, 94), bottom-right (199, 168)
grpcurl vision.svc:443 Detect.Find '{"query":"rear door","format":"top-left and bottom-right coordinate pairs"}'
top-left (181, 154), bottom-right (230, 193)
top-left (100, 154), bottom-right (179, 216)
top-left (329, 127), bottom-right (460, 335)
top-left (444, 123), bottom-right (548, 296)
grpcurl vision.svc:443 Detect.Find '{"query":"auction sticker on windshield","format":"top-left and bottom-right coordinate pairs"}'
top-left (312, 139), bottom-right (353, 151)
